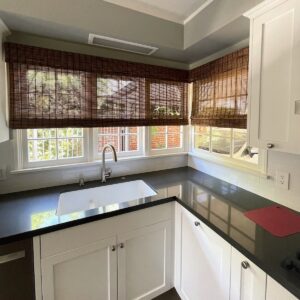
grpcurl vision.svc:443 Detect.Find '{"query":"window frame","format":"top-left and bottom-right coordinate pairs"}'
top-left (16, 124), bottom-right (189, 170)
top-left (19, 128), bottom-right (89, 169)
top-left (190, 126), bottom-right (264, 172)
top-left (148, 125), bottom-right (187, 156)
top-left (92, 127), bottom-right (144, 160)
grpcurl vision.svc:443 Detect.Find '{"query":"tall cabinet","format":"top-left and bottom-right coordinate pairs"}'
top-left (246, 0), bottom-right (300, 154)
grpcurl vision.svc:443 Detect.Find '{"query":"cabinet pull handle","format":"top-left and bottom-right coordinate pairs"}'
top-left (241, 261), bottom-right (250, 269)
top-left (119, 243), bottom-right (124, 249)
top-left (267, 143), bottom-right (274, 149)
top-left (0, 250), bottom-right (25, 264)
top-left (111, 245), bottom-right (116, 252)
top-left (194, 221), bottom-right (201, 227)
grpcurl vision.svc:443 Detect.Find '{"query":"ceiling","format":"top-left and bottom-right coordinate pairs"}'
top-left (0, 0), bottom-right (262, 64)
top-left (104, 0), bottom-right (213, 24)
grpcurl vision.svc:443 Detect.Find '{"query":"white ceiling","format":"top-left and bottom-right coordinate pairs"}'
top-left (104, 0), bottom-right (214, 24)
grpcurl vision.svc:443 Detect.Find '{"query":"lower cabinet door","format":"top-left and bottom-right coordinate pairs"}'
top-left (117, 220), bottom-right (172, 300)
top-left (41, 236), bottom-right (117, 300)
top-left (230, 248), bottom-right (266, 300)
top-left (266, 276), bottom-right (298, 300)
top-left (177, 207), bottom-right (231, 300)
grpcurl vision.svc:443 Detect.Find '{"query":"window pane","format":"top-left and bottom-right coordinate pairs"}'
top-left (167, 126), bottom-right (181, 134)
top-left (28, 139), bottom-right (57, 161)
top-left (151, 126), bottom-right (182, 150)
top-left (98, 135), bottom-right (119, 152)
top-left (97, 127), bottom-right (139, 153)
top-left (151, 126), bottom-right (166, 134)
top-left (151, 133), bottom-right (166, 149)
top-left (194, 126), bottom-right (210, 135)
top-left (211, 127), bottom-right (231, 137)
top-left (57, 128), bottom-right (83, 138)
top-left (26, 128), bottom-right (84, 163)
top-left (127, 134), bottom-right (138, 151)
top-left (194, 135), bottom-right (210, 151)
top-left (58, 138), bottom-right (83, 159)
top-left (167, 134), bottom-right (181, 148)
top-left (211, 136), bottom-right (231, 155)
top-left (128, 127), bottom-right (138, 134)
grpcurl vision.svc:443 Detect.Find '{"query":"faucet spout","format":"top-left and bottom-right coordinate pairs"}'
top-left (101, 144), bottom-right (118, 183)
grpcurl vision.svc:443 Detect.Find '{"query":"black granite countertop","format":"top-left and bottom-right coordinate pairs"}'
top-left (0, 167), bottom-right (299, 298)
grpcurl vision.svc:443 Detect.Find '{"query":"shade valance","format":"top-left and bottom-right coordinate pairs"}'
top-left (190, 47), bottom-right (249, 129)
top-left (5, 43), bottom-right (189, 129)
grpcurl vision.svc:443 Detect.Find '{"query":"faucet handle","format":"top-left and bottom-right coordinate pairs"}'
top-left (78, 177), bottom-right (85, 187)
top-left (105, 168), bottom-right (112, 178)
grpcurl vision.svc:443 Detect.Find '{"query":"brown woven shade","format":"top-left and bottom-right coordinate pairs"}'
top-left (5, 43), bottom-right (189, 129)
top-left (190, 47), bottom-right (249, 129)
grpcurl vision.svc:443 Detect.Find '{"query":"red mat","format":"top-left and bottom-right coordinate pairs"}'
top-left (244, 205), bottom-right (300, 237)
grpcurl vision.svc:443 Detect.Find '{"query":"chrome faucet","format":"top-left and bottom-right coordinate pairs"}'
top-left (101, 144), bottom-right (118, 183)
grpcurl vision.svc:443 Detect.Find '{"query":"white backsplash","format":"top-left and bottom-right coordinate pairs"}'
top-left (188, 153), bottom-right (300, 212)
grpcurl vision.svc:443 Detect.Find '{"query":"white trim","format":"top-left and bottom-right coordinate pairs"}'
top-left (183, 0), bottom-right (214, 24)
top-left (243, 0), bottom-right (288, 19)
top-left (33, 236), bottom-right (42, 300)
top-left (104, 0), bottom-right (214, 25)
top-left (188, 151), bottom-right (267, 178)
top-left (10, 152), bottom-right (188, 175)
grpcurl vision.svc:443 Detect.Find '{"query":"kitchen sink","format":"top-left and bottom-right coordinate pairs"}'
top-left (56, 180), bottom-right (157, 216)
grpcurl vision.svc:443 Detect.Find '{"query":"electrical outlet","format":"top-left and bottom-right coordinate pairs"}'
top-left (275, 171), bottom-right (289, 190)
top-left (0, 166), bottom-right (7, 181)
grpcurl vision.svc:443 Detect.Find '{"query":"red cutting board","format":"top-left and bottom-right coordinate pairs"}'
top-left (244, 205), bottom-right (300, 237)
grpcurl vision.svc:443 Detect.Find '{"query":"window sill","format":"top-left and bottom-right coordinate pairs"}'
top-left (10, 152), bottom-right (188, 175)
top-left (188, 151), bottom-right (268, 178)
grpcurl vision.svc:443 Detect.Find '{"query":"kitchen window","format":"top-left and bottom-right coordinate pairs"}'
top-left (94, 127), bottom-right (143, 158)
top-left (21, 128), bottom-right (87, 168)
top-left (150, 126), bottom-right (185, 154)
top-left (192, 126), bottom-right (259, 165)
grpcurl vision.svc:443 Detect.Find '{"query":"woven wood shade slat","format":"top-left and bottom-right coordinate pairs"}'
top-left (189, 47), bottom-right (249, 129)
top-left (5, 43), bottom-right (189, 129)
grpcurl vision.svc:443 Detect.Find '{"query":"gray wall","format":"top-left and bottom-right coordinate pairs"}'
top-left (6, 31), bottom-right (189, 70)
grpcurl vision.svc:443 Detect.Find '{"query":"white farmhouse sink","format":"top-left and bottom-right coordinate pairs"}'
top-left (56, 180), bottom-right (157, 216)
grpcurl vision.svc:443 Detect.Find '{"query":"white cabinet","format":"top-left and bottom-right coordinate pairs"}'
top-left (41, 236), bottom-right (118, 300)
top-left (246, 0), bottom-right (300, 154)
top-left (266, 276), bottom-right (298, 300)
top-left (174, 203), bottom-right (231, 300)
top-left (0, 19), bottom-right (9, 143)
top-left (38, 203), bottom-right (173, 300)
top-left (117, 221), bottom-right (172, 300)
top-left (230, 248), bottom-right (266, 300)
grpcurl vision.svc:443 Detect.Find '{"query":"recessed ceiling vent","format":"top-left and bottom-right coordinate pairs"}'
top-left (88, 34), bottom-right (158, 55)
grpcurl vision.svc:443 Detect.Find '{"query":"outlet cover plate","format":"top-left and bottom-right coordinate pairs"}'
top-left (275, 171), bottom-right (289, 190)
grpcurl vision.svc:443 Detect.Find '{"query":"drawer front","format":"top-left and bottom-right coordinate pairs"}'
top-left (0, 238), bottom-right (35, 300)
top-left (41, 202), bottom-right (174, 258)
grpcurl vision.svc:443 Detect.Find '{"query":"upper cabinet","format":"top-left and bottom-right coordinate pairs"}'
top-left (246, 0), bottom-right (300, 154)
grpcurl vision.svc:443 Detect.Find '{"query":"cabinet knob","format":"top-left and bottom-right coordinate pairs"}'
top-left (241, 261), bottom-right (250, 269)
top-left (119, 243), bottom-right (124, 249)
top-left (111, 245), bottom-right (116, 252)
top-left (267, 143), bottom-right (274, 149)
top-left (194, 221), bottom-right (201, 227)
